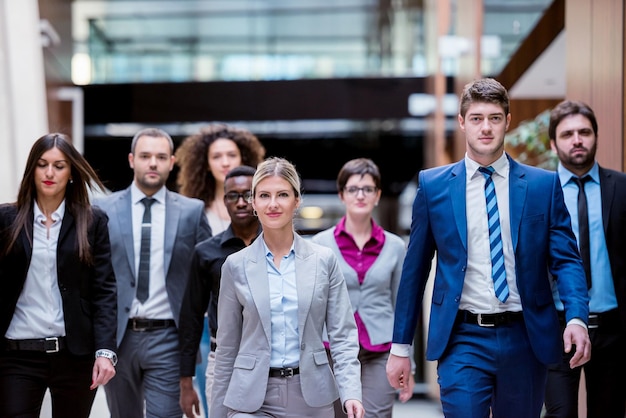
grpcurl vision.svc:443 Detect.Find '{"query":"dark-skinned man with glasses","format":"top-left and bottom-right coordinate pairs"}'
top-left (178, 165), bottom-right (261, 418)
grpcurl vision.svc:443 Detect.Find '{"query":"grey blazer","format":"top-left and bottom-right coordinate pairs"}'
top-left (211, 233), bottom-right (362, 417)
top-left (312, 228), bottom-right (406, 345)
top-left (94, 187), bottom-right (211, 345)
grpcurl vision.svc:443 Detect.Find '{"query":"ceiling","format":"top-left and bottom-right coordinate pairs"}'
top-left (70, 0), bottom-right (561, 97)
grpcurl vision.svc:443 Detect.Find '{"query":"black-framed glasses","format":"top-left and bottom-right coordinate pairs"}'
top-left (225, 191), bottom-right (252, 203)
top-left (344, 186), bottom-right (377, 196)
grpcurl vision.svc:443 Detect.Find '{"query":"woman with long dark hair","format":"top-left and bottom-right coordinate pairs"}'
top-left (0, 133), bottom-right (117, 417)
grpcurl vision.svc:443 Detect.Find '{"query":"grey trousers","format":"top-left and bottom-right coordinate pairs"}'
top-left (227, 374), bottom-right (334, 418)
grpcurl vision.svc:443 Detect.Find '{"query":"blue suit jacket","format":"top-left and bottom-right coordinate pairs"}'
top-left (95, 187), bottom-right (211, 345)
top-left (393, 155), bottom-right (589, 365)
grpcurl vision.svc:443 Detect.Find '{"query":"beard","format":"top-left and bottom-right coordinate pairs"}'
top-left (558, 142), bottom-right (596, 172)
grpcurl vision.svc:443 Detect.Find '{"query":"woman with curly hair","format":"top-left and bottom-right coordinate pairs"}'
top-left (175, 123), bottom-right (265, 234)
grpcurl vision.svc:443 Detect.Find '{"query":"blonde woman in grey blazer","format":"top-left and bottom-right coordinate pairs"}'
top-left (211, 157), bottom-right (364, 418)
top-left (312, 158), bottom-right (412, 418)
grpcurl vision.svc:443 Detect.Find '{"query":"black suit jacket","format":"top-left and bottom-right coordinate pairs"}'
top-left (599, 166), bottom-right (626, 329)
top-left (0, 204), bottom-right (117, 356)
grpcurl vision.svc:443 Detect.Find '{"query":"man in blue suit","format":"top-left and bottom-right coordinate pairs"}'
top-left (96, 128), bottom-right (211, 418)
top-left (386, 78), bottom-right (591, 418)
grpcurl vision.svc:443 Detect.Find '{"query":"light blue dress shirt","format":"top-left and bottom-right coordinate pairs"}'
top-left (264, 240), bottom-right (300, 369)
top-left (553, 162), bottom-right (617, 313)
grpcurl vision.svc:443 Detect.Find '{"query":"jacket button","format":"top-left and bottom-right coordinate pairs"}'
top-left (301, 343), bottom-right (305, 350)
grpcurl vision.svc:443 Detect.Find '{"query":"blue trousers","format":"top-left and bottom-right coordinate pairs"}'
top-left (437, 319), bottom-right (546, 418)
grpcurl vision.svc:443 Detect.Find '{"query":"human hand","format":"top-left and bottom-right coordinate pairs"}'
top-left (180, 377), bottom-right (201, 417)
top-left (398, 371), bottom-right (415, 403)
top-left (563, 323), bottom-right (591, 368)
top-left (90, 357), bottom-right (116, 390)
top-left (386, 354), bottom-right (411, 390)
top-left (344, 399), bottom-right (365, 418)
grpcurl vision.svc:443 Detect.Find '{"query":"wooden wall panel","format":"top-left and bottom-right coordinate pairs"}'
top-left (566, 0), bottom-right (624, 171)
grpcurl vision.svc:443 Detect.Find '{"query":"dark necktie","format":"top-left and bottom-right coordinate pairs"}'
top-left (137, 197), bottom-right (155, 303)
top-left (572, 175), bottom-right (592, 288)
top-left (478, 166), bottom-right (509, 303)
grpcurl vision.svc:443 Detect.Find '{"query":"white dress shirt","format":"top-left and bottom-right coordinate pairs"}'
top-left (129, 183), bottom-right (174, 320)
top-left (462, 153), bottom-right (521, 313)
top-left (5, 201), bottom-right (66, 339)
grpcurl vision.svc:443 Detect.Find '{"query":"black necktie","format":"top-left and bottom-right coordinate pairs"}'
top-left (137, 197), bottom-right (155, 303)
top-left (572, 176), bottom-right (592, 289)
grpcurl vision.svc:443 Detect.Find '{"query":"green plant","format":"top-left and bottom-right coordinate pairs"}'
top-left (505, 109), bottom-right (557, 170)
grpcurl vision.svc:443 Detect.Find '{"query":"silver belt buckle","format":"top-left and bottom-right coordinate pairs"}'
top-left (45, 337), bottom-right (60, 353)
top-left (282, 367), bottom-right (295, 377)
top-left (588, 314), bottom-right (599, 329)
top-left (477, 314), bottom-right (495, 327)
top-left (131, 319), bottom-right (147, 332)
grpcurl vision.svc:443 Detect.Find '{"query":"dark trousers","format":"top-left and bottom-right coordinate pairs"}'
top-left (0, 349), bottom-right (96, 418)
top-left (544, 310), bottom-right (626, 418)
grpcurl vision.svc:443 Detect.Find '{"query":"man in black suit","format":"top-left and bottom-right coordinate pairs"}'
top-left (179, 165), bottom-right (261, 418)
top-left (544, 100), bottom-right (626, 417)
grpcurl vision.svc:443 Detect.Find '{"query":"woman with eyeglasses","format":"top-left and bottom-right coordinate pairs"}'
top-left (312, 158), bottom-right (413, 418)
top-left (0, 133), bottom-right (117, 417)
top-left (211, 157), bottom-right (364, 418)
top-left (175, 123), bottom-right (265, 415)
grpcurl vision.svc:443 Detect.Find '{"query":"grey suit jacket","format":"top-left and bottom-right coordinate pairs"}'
top-left (95, 186), bottom-right (211, 345)
top-left (211, 233), bottom-right (361, 417)
top-left (312, 228), bottom-right (406, 345)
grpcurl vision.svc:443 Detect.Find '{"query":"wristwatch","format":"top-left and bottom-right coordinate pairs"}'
top-left (95, 349), bottom-right (118, 367)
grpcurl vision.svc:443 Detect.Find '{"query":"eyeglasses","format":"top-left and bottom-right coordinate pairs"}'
top-left (225, 191), bottom-right (252, 203)
top-left (343, 186), bottom-right (378, 196)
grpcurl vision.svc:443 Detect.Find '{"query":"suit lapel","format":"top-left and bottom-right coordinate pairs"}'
top-left (58, 210), bottom-right (74, 245)
top-left (450, 161), bottom-right (467, 251)
top-left (114, 189), bottom-right (136, 278)
top-left (507, 156), bottom-right (527, 252)
top-left (163, 190), bottom-right (180, 278)
top-left (19, 211), bottom-right (34, 266)
top-left (246, 237), bottom-right (272, 344)
top-left (294, 235), bottom-right (316, 343)
top-left (599, 167), bottom-right (614, 234)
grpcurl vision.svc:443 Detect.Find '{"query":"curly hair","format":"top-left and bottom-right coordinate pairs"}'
top-left (175, 124), bottom-right (265, 207)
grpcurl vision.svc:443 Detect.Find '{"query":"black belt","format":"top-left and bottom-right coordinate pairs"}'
top-left (269, 367), bottom-right (299, 378)
top-left (4, 337), bottom-right (66, 353)
top-left (128, 318), bottom-right (176, 332)
top-left (457, 310), bottom-right (523, 327)
top-left (558, 309), bottom-right (619, 330)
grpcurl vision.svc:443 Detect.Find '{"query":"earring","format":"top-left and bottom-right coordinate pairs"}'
top-left (253, 209), bottom-right (258, 217)
top-left (69, 179), bottom-right (74, 184)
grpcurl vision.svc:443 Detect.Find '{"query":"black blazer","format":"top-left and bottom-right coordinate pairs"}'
top-left (599, 167), bottom-right (626, 329)
top-left (0, 203), bottom-right (117, 356)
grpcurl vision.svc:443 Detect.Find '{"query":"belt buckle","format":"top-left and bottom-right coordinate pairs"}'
top-left (45, 337), bottom-right (60, 353)
top-left (477, 314), bottom-right (495, 327)
top-left (131, 319), bottom-right (147, 332)
top-left (588, 314), bottom-right (599, 329)
top-left (281, 367), bottom-right (295, 377)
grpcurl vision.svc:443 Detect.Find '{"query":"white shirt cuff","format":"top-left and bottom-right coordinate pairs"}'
top-left (567, 318), bottom-right (587, 329)
top-left (390, 343), bottom-right (411, 357)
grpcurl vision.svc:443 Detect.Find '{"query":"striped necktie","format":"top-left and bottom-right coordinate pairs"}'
top-left (478, 166), bottom-right (509, 303)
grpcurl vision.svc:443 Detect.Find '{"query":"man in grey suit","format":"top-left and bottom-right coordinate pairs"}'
top-left (96, 128), bottom-right (211, 418)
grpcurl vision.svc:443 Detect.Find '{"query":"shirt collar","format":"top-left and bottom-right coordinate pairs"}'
top-left (334, 216), bottom-right (385, 244)
top-left (262, 237), bottom-right (295, 259)
top-left (556, 161), bottom-right (599, 185)
top-left (131, 182), bottom-right (166, 205)
top-left (34, 199), bottom-right (66, 225)
top-left (465, 152), bottom-right (509, 180)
